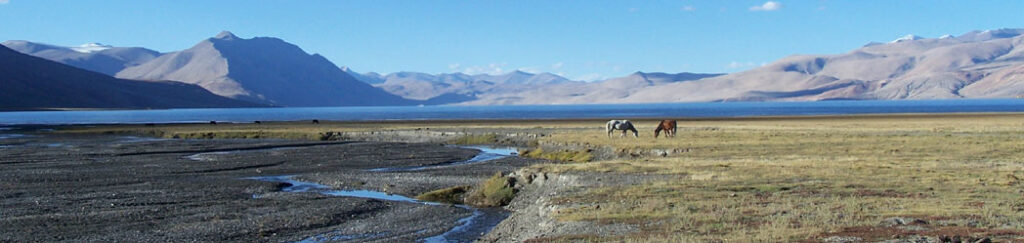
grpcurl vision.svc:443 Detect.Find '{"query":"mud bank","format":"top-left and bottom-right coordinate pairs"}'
top-left (479, 168), bottom-right (682, 242)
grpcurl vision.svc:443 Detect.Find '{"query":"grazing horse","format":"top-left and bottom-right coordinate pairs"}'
top-left (606, 120), bottom-right (638, 138)
top-left (654, 120), bottom-right (677, 138)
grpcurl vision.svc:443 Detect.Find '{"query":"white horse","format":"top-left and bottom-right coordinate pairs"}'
top-left (606, 120), bottom-right (638, 138)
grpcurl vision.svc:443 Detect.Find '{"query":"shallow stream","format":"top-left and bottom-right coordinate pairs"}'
top-left (248, 145), bottom-right (517, 242)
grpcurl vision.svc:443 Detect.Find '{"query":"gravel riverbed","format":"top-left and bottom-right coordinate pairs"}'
top-left (0, 129), bottom-right (540, 242)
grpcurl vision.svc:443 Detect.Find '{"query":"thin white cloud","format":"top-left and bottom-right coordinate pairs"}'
top-left (461, 63), bottom-right (508, 75)
top-left (551, 62), bottom-right (564, 70)
top-left (726, 61), bottom-right (758, 69)
top-left (681, 6), bottom-right (696, 11)
top-left (749, 1), bottom-right (782, 11)
top-left (0, 0), bottom-right (9, 4)
top-left (447, 63), bottom-right (461, 70)
top-left (575, 73), bottom-right (605, 82)
top-left (519, 67), bottom-right (542, 74)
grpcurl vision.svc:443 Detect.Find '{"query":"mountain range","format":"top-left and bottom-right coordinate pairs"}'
top-left (3, 28), bottom-right (1023, 110)
top-left (612, 28), bottom-right (1024, 103)
top-left (0, 44), bottom-right (259, 110)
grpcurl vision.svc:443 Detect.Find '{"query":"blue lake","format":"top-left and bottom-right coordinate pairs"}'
top-left (0, 99), bottom-right (1021, 125)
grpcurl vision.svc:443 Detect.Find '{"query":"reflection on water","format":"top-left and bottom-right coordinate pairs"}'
top-left (295, 231), bottom-right (387, 243)
top-left (184, 147), bottom-right (301, 161)
top-left (185, 151), bottom-right (231, 161)
top-left (0, 133), bottom-right (27, 140)
top-left (117, 136), bottom-right (171, 143)
top-left (248, 175), bottom-right (435, 205)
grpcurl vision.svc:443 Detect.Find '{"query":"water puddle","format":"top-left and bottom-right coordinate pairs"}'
top-left (184, 147), bottom-right (300, 161)
top-left (117, 136), bottom-right (171, 143)
top-left (368, 146), bottom-right (518, 172)
top-left (249, 175), bottom-right (437, 205)
top-left (296, 232), bottom-right (387, 243)
top-left (185, 151), bottom-right (232, 161)
top-left (0, 133), bottom-right (28, 140)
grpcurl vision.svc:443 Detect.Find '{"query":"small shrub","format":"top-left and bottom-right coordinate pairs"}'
top-left (465, 172), bottom-right (516, 207)
top-left (415, 186), bottom-right (470, 204)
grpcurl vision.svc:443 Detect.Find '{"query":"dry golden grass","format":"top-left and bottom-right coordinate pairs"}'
top-left (530, 113), bottom-right (1024, 241)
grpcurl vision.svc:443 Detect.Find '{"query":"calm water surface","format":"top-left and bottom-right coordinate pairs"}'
top-left (0, 99), bottom-right (1021, 125)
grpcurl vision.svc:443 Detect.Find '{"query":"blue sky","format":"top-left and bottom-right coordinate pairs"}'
top-left (1, 1), bottom-right (1022, 81)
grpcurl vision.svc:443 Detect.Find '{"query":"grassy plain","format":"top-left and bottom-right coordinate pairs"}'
top-left (532, 113), bottom-right (1024, 241)
top-left (61, 113), bottom-right (1024, 241)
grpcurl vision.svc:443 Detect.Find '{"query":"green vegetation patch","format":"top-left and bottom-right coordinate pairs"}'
top-left (415, 185), bottom-right (470, 204)
top-left (465, 172), bottom-right (516, 207)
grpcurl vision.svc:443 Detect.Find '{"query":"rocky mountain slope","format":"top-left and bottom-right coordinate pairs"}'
top-left (116, 31), bottom-right (412, 107)
top-left (0, 45), bottom-right (260, 111)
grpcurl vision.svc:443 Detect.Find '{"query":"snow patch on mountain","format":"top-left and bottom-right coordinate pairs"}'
top-left (890, 35), bottom-right (923, 43)
top-left (71, 43), bottom-right (113, 53)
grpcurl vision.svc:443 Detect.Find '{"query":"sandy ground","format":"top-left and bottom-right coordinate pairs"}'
top-left (0, 127), bottom-right (540, 242)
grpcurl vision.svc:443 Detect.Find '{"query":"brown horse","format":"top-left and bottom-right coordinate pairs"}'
top-left (654, 120), bottom-right (677, 138)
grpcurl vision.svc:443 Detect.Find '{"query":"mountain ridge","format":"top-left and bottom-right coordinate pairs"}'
top-left (2, 40), bottom-right (161, 76)
top-left (617, 28), bottom-right (1024, 103)
top-left (0, 45), bottom-right (261, 111)
top-left (116, 31), bottom-right (413, 107)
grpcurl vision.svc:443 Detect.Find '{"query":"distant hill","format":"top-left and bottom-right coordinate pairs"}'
top-left (341, 67), bottom-right (385, 84)
top-left (117, 31), bottom-right (413, 107)
top-left (459, 71), bottom-right (723, 105)
top-left (2, 40), bottom-right (160, 76)
top-left (0, 45), bottom-right (261, 111)
top-left (619, 28), bottom-right (1024, 103)
top-left (364, 29), bottom-right (1024, 104)
top-left (356, 70), bottom-right (578, 103)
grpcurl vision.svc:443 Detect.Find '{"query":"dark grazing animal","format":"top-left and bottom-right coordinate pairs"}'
top-left (654, 120), bottom-right (677, 138)
top-left (606, 120), bottom-right (638, 138)
top-left (312, 119), bottom-right (320, 124)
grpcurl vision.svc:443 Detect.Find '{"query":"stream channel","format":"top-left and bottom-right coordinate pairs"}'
top-left (244, 146), bottom-right (518, 242)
